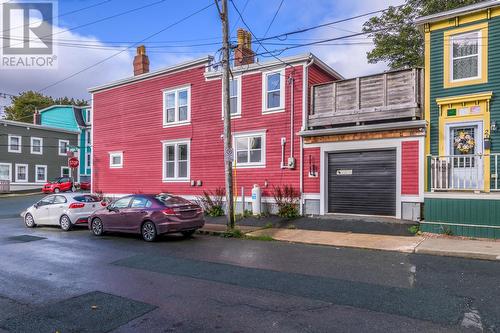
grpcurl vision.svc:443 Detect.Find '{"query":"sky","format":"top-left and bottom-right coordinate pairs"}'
top-left (0, 0), bottom-right (404, 115)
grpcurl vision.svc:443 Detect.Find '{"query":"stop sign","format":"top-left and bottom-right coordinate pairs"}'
top-left (68, 157), bottom-right (79, 168)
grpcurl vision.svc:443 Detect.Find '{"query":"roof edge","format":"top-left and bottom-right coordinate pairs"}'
top-left (415, 0), bottom-right (500, 25)
top-left (39, 105), bottom-right (89, 113)
top-left (89, 56), bottom-right (213, 93)
top-left (0, 119), bottom-right (81, 134)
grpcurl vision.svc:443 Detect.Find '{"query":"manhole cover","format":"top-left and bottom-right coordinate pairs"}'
top-left (7, 235), bottom-right (46, 243)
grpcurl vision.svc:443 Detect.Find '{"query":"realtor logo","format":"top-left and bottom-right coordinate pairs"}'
top-left (1, 1), bottom-right (58, 68)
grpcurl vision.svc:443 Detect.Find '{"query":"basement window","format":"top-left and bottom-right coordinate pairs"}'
top-left (109, 151), bottom-right (123, 168)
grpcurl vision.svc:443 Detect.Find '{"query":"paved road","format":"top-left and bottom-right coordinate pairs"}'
top-left (0, 194), bottom-right (45, 219)
top-left (0, 198), bottom-right (499, 332)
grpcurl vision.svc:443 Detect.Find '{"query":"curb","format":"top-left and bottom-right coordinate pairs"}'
top-left (0, 192), bottom-right (42, 198)
top-left (414, 247), bottom-right (500, 261)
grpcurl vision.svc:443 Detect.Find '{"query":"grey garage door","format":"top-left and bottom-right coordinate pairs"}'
top-left (328, 149), bottom-right (396, 216)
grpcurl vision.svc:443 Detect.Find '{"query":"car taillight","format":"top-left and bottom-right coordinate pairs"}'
top-left (100, 201), bottom-right (108, 207)
top-left (69, 203), bottom-right (85, 209)
top-left (162, 207), bottom-right (177, 216)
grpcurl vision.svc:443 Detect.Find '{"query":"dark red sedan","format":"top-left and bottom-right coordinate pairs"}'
top-left (88, 194), bottom-right (205, 241)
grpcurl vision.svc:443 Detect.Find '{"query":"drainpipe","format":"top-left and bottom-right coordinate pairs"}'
top-left (300, 55), bottom-right (314, 215)
top-left (281, 72), bottom-right (296, 169)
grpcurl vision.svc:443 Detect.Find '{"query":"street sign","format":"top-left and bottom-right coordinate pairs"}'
top-left (68, 157), bottom-right (79, 168)
top-left (224, 147), bottom-right (234, 162)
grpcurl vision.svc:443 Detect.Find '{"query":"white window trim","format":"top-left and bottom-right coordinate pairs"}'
top-left (35, 165), bottom-right (47, 183)
top-left (86, 152), bottom-right (91, 169)
top-left (221, 76), bottom-right (242, 118)
top-left (85, 109), bottom-right (91, 125)
top-left (262, 69), bottom-right (285, 114)
top-left (30, 137), bottom-right (43, 155)
top-left (8, 135), bottom-right (22, 153)
top-left (162, 85), bottom-right (191, 128)
top-left (61, 166), bottom-right (70, 177)
top-left (0, 163), bottom-right (12, 182)
top-left (58, 139), bottom-right (70, 156)
top-left (233, 130), bottom-right (266, 168)
top-left (450, 30), bottom-right (482, 83)
top-left (15, 163), bottom-right (28, 183)
top-left (162, 139), bottom-right (191, 182)
top-left (109, 151), bottom-right (123, 169)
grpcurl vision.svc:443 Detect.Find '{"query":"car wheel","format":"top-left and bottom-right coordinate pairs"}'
top-left (54, 188), bottom-right (60, 193)
top-left (141, 221), bottom-right (157, 242)
top-left (91, 218), bottom-right (104, 236)
top-left (181, 230), bottom-right (196, 238)
top-left (60, 215), bottom-right (72, 231)
top-left (24, 213), bottom-right (36, 228)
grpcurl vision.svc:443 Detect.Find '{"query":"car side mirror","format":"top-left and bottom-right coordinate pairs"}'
top-left (34, 203), bottom-right (39, 209)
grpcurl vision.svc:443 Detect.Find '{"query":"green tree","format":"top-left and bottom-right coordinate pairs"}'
top-left (4, 91), bottom-right (87, 123)
top-left (362, 0), bottom-right (483, 69)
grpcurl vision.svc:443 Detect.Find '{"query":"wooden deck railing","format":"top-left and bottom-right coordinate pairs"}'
top-left (309, 68), bottom-right (423, 127)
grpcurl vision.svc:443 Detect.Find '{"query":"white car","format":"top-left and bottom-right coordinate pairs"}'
top-left (22, 193), bottom-right (105, 231)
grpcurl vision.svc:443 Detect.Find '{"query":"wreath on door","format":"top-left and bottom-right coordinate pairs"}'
top-left (454, 131), bottom-right (475, 154)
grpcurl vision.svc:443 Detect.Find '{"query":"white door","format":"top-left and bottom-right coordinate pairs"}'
top-left (32, 196), bottom-right (54, 225)
top-left (445, 122), bottom-right (483, 190)
top-left (46, 195), bottom-right (68, 224)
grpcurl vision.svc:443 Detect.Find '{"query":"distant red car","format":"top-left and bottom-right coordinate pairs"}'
top-left (42, 177), bottom-right (75, 194)
top-left (79, 181), bottom-right (91, 191)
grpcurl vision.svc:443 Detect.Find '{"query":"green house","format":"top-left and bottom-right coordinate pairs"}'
top-left (416, 1), bottom-right (500, 238)
top-left (37, 105), bottom-right (92, 182)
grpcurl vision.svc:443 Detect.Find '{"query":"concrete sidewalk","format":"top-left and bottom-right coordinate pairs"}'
top-left (205, 225), bottom-right (500, 261)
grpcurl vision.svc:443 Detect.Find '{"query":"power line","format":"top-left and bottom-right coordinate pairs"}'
top-left (255, 0), bottom-right (284, 53)
top-left (4, 0), bottom-right (169, 50)
top-left (37, 2), bottom-right (215, 93)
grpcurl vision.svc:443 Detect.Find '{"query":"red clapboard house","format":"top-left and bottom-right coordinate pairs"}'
top-left (89, 29), bottom-right (424, 220)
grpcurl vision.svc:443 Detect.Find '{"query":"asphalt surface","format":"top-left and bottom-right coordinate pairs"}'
top-left (0, 196), bottom-right (499, 332)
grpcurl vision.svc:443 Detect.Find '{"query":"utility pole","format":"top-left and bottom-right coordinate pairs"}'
top-left (216, 0), bottom-right (235, 229)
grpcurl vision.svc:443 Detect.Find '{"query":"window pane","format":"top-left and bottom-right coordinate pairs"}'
top-left (178, 90), bottom-right (188, 106)
top-left (229, 79), bottom-right (238, 97)
top-left (452, 32), bottom-right (478, 58)
top-left (112, 156), bottom-right (121, 165)
top-left (60, 141), bottom-right (67, 154)
top-left (179, 106), bottom-right (188, 121)
top-left (166, 108), bottom-right (175, 122)
top-left (36, 167), bottom-right (45, 180)
top-left (54, 196), bottom-right (66, 204)
top-left (237, 151), bottom-right (248, 164)
top-left (10, 137), bottom-right (19, 150)
top-left (267, 91), bottom-right (281, 109)
top-left (166, 161), bottom-right (175, 178)
top-left (250, 137), bottom-right (261, 149)
top-left (267, 73), bottom-right (280, 91)
top-left (114, 198), bottom-right (130, 208)
top-left (230, 97), bottom-right (238, 114)
top-left (453, 56), bottom-right (478, 80)
top-left (0, 165), bottom-right (9, 180)
top-left (131, 197), bottom-right (148, 208)
top-left (178, 161), bottom-right (188, 178)
top-left (166, 145), bottom-right (175, 161)
top-left (250, 150), bottom-right (261, 163)
top-left (178, 144), bottom-right (188, 161)
top-left (236, 137), bottom-right (248, 150)
top-left (166, 93), bottom-right (175, 108)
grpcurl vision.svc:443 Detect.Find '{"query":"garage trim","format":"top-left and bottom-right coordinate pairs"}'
top-left (318, 138), bottom-right (405, 218)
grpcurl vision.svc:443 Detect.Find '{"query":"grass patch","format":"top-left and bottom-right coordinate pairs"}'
top-left (245, 235), bottom-right (274, 241)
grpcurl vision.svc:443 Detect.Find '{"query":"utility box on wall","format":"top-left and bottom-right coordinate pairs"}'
top-left (402, 202), bottom-right (421, 221)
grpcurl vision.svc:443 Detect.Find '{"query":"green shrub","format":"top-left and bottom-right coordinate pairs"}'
top-left (408, 225), bottom-right (420, 235)
top-left (196, 187), bottom-right (225, 217)
top-left (272, 185), bottom-right (300, 219)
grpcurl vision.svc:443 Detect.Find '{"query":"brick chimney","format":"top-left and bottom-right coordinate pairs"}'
top-left (234, 28), bottom-right (255, 67)
top-left (133, 45), bottom-right (149, 76)
top-left (33, 109), bottom-right (41, 125)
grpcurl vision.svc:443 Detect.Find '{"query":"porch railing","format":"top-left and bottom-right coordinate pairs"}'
top-left (429, 154), bottom-right (500, 192)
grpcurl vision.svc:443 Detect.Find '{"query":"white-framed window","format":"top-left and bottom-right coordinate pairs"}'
top-left (222, 76), bottom-right (242, 117)
top-left (262, 69), bottom-right (285, 113)
top-left (61, 166), bottom-right (70, 177)
top-left (30, 137), bottom-right (43, 155)
top-left (8, 135), bottom-right (21, 153)
top-left (0, 163), bottom-right (12, 181)
top-left (35, 165), bottom-right (47, 183)
top-left (86, 152), bottom-right (91, 169)
top-left (15, 164), bottom-right (28, 182)
top-left (58, 140), bottom-right (69, 156)
top-left (450, 30), bottom-right (481, 82)
top-left (162, 140), bottom-right (190, 181)
top-left (109, 151), bottom-right (123, 168)
top-left (234, 131), bottom-right (266, 167)
top-left (163, 85), bottom-right (191, 127)
top-left (85, 109), bottom-right (91, 124)
top-left (86, 130), bottom-right (91, 146)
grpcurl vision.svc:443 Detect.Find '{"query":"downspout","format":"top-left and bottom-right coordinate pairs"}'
top-left (300, 56), bottom-right (314, 215)
top-left (281, 72), bottom-right (296, 169)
